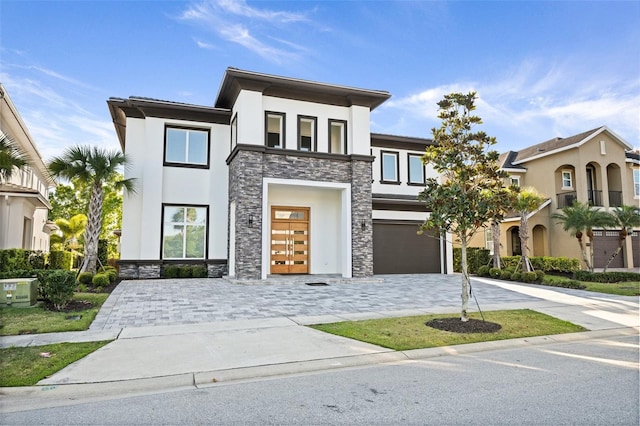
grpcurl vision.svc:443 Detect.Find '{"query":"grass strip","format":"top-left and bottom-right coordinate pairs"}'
top-left (0, 292), bottom-right (109, 336)
top-left (542, 275), bottom-right (640, 296)
top-left (0, 341), bottom-right (111, 387)
top-left (310, 309), bottom-right (586, 351)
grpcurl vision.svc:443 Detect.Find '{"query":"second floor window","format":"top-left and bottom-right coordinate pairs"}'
top-left (329, 120), bottom-right (347, 154)
top-left (298, 116), bottom-right (316, 151)
top-left (562, 170), bottom-right (573, 189)
top-left (165, 126), bottom-right (209, 167)
top-left (510, 176), bottom-right (520, 187)
top-left (634, 168), bottom-right (640, 198)
top-left (408, 154), bottom-right (425, 185)
top-left (266, 112), bottom-right (285, 148)
top-left (381, 151), bottom-right (399, 183)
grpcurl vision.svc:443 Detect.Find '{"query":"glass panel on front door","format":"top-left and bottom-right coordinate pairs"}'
top-left (271, 207), bottom-right (309, 274)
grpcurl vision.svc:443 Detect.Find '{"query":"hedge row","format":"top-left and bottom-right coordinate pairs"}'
top-left (0, 249), bottom-right (73, 272)
top-left (500, 256), bottom-right (580, 274)
top-left (573, 271), bottom-right (640, 283)
top-left (452, 248), bottom-right (490, 274)
top-left (162, 265), bottom-right (208, 278)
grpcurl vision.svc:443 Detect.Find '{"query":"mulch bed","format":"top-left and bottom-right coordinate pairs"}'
top-left (425, 318), bottom-right (502, 333)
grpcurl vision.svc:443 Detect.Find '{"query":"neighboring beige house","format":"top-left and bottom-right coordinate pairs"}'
top-left (467, 126), bottom-right (639, 269)
top-left (0, 84), bottom-right (57, 251)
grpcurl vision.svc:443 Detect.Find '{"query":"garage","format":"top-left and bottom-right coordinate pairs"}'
top-left (593, 230), bottom-right (624, 269)
top-left (632, 231), bottom-right (639, 268)
top-left (373, 221), bottom-right (441, 274)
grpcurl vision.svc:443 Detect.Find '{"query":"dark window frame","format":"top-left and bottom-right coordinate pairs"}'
top-left (265, 111), bottom-right (286, 149)
top-left (163, 124), bottom-right (211, 169)
top-left (407, 153), bottom-right (426, 186)
top-left (297, 115), bottom-right (317, 152)
top-left (160, 203), bottom-right (209, 260)
top-left (380, 150), bottom-right (400, 184)
top-left (328, 119), bottom-right (348, 154)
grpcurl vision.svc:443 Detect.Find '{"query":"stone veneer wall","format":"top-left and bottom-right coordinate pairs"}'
top-left (228, 147), bottom-right (373, 279)
top-left (117, 261), bottom-right (227, 279)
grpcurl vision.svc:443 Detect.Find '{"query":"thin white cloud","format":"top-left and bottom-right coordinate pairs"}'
top-left (179, 0), bottom-right (312, 64)
top-left (194, 39), bottom-right (217, 50)
top-left (383, 60), bottom-right (640, 150)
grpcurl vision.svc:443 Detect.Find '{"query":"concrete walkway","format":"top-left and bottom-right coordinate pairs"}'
top-left (0, 274), bottom-right (638, 412)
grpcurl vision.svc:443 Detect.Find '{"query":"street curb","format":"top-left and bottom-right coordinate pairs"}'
top-left (1, 326), bottom-right (637, 413)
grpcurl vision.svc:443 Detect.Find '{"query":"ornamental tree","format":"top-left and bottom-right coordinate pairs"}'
top-left (419, 92), bottom-right (515, 321)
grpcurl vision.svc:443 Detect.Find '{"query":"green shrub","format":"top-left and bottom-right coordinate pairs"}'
top-left (535, 270), bottom-right (545, 282)
top-left (523, 272), bottom-right (537, 283)
top-left (98, 239), bottom-right (109, 269)
top-left (163, 265), bottom-right (180, 278)
top-left (28, 251), bottom-right (46, 269)
top-left (500, 256), bottom-right (580, 274)
top-left (92, 273), bottom-right (110, 289)
top-left (0, 249), bottom-right (32, 272)
top-left (573, 271), bottom-right (640, 283)
top-left (38, 270), bottom-right (76, 310)
top-left (453, 247), bottom-right (491, 274)
top-left (500, 270), bottom-right (512, 280)
top-left (510, 272), bottom-right (523, 282)
top-left (477, 265), bottom-right (490, 277)
top-left (0, 269), bottom-right (45, 279)
top-left (105, 269), bottom-right (118, 283)
top-left (77, 272), bottom-right (94, 285)
top-left (77, 283), bottom-right (88, 292)
top-left (178, 266), bottom-right (193, 278)
top-left (541, 275), bottom-right (587, 289)
top-left (192, 265), bottom-right (208, 278)
top-left (49, 250), bottom-right (73, 270)
top-left (489, 268), bottom-right (501, 278)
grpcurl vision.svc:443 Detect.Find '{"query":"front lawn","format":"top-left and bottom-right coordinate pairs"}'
top-left (0, 292), bottom-right (109, 336)
top-left (310, 309), bottom-right (586, 351)
top-left (0, 341), bottom-right (111, 387)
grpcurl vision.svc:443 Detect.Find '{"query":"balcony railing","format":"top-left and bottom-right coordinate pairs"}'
top-left (608, 191), bottom-right (623, 207)
top-left (557, 191), bottom-right (577, 209)
top-left (587, 190), bottom-right (603, 206)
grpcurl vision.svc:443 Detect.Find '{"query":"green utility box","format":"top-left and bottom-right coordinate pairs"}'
top-left (0, 278), bottom-right (39, 307)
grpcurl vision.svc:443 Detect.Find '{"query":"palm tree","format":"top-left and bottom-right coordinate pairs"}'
top-left (603, 205), bottom-right (640, 272)
top-left (50, 214), bottom-right (88, 252)
top-left (552, 201), bottom-right (616, 272)
top-left (48, 146), bottom-right (135, 273)
top-left (513, 187), bottom-right (546, 272)
top-left (0, 133), bottom-right (28, 182)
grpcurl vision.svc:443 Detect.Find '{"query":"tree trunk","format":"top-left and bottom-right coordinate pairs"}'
top-left (81, 181), bottom-right (104, 274)
top-left (576, 236), bottom-right (592, 272)
top-left (519, 213), bottom-right (531, 272)
top-left (460, 239), bottom-right (470, 322)
top-left (491, 220), bottom-right (501, 269)
top-left (603, 234), bottom-right (626, 273)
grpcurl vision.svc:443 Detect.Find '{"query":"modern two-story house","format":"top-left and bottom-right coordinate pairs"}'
top-left (108, 68), bottom-right (451, 280)
top-left (0, 84), bottom-right (57, 252)
top-left (468, 126), bottom-right (639, 269)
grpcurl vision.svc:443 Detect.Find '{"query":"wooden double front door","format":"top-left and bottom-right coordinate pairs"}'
top-left (270, 206), bottom-right (309, 274)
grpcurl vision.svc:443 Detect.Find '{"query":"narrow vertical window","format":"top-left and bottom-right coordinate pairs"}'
top-left (634, 169), bottom-right (640, 198)
top-left (230, 114), bottom-right (238, 150)
top-left (381, 151), bottom-right (399, 183)
top-left (562, 170), bottom-right (573, 189)
top-left (298, 116), bottom-right (317, 152)
top-left (407, 154), bottom-right (425, 185)
top-left (329, 119), bottom-right (347, 154)
top-left (510, 176), bottom-right (520, 187)
top-left (265, 112), bottom-right (285, 148)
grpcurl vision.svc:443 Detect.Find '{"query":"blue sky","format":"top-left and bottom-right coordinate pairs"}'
top-left (2, 0), bottom-right (638, 161)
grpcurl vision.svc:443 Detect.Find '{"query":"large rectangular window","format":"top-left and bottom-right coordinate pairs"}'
top-left (634, 168), bottom-right (640, 198)
top-left (329, 119), bottom-right (347, 154)
top-left (164, 126), bottom-right (209, 168)
top-left (162, 205), bottom-right (208, 259)
top-left (266, 112), bottom-right (285, 148)
top-left (298, 115), bottom-right (317, 151)
top-left (407, 154), bottom-right (425, 185)
top-left (381, 151), bottom-right (399, 183)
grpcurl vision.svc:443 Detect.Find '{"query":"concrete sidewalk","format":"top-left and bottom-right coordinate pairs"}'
top-left (0, 276), bottom-right (638, 413)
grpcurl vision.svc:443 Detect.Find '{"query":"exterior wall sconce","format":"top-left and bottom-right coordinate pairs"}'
top-left (360, 218), bottom-right (367, 231)
top-left (248, 214), bottom-right (254, 228)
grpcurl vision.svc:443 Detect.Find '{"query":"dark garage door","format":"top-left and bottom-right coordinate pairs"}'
top-left (373, 222), bottom-right (441, 274)
top-left (632, 232), bottom-right (639, 268)
top-left (593, 231), bottom-right (624, 269)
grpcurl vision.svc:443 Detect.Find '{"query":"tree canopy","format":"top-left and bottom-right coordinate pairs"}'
top-left (420, 92), bottom-right (515, 321)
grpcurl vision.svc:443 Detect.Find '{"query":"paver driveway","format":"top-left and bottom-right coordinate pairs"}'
top-left (90, 274), bottom-right (541, 330)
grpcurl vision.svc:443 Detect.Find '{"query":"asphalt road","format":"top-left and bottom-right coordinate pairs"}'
top-left (2, 334), bottom-right (638, 425)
